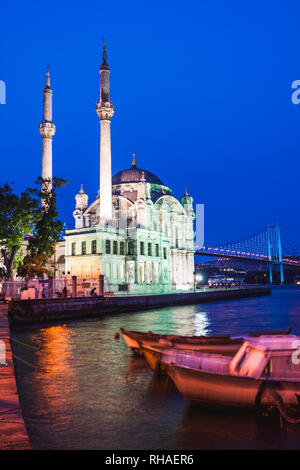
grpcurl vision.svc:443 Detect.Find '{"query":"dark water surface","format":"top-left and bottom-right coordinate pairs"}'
top-left (11, 286), bottom-right (300, 449)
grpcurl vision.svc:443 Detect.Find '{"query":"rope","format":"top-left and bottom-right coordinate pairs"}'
top-left (0, 407), bottom-right (19, 415)
top-left (11, 353), bottom-right (37, 370)
top-left (10, 337), bottom-right (39, 351)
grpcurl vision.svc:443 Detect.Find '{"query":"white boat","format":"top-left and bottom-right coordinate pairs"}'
top-left (164, 335), bottom-right (300, 412)
top-left (120, 327), bottom-right (291, 355)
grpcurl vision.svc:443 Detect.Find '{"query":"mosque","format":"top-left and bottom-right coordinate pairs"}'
top-left (40, 43), bottom-right (196, 294)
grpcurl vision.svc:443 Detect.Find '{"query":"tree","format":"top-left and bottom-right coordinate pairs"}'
top-left (16, 253), bottom-right (51, 279)
top-left (0, 183), bottom-right (38, 278)
top-left (17, 177), bottom-right (67, 278)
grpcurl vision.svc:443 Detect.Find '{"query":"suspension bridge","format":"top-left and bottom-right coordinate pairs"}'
top-left (195, 225), bottom-right (300, 284)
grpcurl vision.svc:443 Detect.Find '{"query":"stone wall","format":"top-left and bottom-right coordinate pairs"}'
top-left (9, 287), bottom-right (271, 327)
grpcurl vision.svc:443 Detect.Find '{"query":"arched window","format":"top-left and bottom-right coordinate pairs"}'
top-left (120, 242), bottom-right (125, 255)
top-left (106, 240), bottom-right (111, 254)
top-left (148, 243), bottom-right (152, 256)
top-left (113, 241), bottom-right (118, 255)
top-left (81, 241), bottom-right (86, 255)
top-left (91, 240), bottom-right (97, 254)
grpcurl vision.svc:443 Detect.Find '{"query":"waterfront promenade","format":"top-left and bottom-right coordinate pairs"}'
top-left (0, 305), bottom-right (31, 449)
top-left (9, 286), bottom-right (271, 327)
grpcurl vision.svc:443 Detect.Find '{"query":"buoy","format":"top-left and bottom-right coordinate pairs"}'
top-left (114, 332), bottom-right (120, 339)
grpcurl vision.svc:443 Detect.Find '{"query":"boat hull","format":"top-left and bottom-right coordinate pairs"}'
top-left (121, 331), bottom-right (140, 351)
top-left (142, 346), bottom-right (161, 371)
top-left (166, 364), bottom-right (300, 409)
top-left (141, 343), bottom-right (240, 373)
top-left (120, 327), bottom-right (292, 354)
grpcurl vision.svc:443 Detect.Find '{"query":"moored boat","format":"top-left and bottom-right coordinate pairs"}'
top-left (164, 335), bottom-right (300, 411)
top-left (120, 327), bottom-right (292, 354)
top-left (140, 341), bottom-right (240, 373)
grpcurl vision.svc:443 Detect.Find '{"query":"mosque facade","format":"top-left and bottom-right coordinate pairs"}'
top-left (41, 43), bottom-right (196, 294)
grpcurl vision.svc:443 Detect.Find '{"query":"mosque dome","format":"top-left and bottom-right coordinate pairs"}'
top-left (112, 155), bottom-right (164, 186)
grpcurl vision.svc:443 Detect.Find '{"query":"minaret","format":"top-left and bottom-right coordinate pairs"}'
top-left (39, 66), bottom-right (56, 187)
top-left (96, 41), bottom-right (114, 223)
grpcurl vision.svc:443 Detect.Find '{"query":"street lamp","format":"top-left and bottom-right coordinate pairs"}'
top-left (194, 273), bottom-right (203, 291)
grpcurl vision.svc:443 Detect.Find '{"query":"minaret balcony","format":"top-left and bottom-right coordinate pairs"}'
top-left (96, 102), bottom-right (114, 121)
top-left (39, 121), bottom-right (56, 138)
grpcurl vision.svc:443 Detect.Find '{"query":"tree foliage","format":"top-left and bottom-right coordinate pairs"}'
top-left (17, 177), bottom-right (67, 278)
top-left (17, 253), bottom-right (51, 279)
top-left (0, 183), bottom-right (38, 278)
top-left (0, 177), bottom-right (67, 279)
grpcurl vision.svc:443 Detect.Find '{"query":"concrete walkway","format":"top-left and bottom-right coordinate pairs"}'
top-left (0, 305), bottom-right (31, 449)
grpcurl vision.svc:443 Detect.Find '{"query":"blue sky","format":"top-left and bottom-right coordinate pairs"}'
top-left (1, 0), bottom-right (300, 249)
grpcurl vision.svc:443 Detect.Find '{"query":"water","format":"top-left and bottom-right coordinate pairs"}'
top-left (11, 286), bottom-right (300, 450)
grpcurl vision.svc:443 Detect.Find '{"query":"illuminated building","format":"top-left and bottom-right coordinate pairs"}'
top-left (61, 43), bottom-right (196, 293)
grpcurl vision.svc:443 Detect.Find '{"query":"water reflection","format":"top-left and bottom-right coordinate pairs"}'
top-left (173, 404), bottom-right (300, 450)
top-left (146, 374), bottom-right (178, 398)
top-left (192, 311), bottom-right (211, 336)
top-left (35, 325), bottom-right (76, 376)
top-left (173, 406), bottom-right (261, 449)
top-left (12, 287), bottom-right (300, 449)
top-left (124, 355), bottom-right (148, 382)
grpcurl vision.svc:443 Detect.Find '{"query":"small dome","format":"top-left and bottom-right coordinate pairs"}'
top-left (75, 184), bottom-right (88, 210)
top-left (112, 166), bottom-right (163, 186)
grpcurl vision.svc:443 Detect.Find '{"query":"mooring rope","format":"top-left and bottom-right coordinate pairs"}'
top-left (11, 353), bottom-right (37, 370)
top-left (0, 407), bottom-right (19, 415)
top-left (10, 337), bottom-right (39, 351)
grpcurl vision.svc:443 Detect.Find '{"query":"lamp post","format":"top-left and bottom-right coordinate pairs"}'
top-left (194, 273), bottom-right (203, 291)
top-left (53, 243), bottom-right (59, 279)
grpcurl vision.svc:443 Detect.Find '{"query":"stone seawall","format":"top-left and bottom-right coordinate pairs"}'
top-left (8, 287), bottom-right (271, 328)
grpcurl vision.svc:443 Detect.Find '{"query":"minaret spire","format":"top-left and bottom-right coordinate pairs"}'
top-left (39, 65), bottom-right (56, 189)
top-left (96, 41), bottom-right (114, 223)
top-left (46, 65), bottom-right (50, 88)
top-left (101, 40), bottom-right (109, 70)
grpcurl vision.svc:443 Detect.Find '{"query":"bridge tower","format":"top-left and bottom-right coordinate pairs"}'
top-left (267, 225), bottom-right (284, 284)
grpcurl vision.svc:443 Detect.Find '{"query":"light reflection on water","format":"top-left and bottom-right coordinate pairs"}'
top-left (11, 287), bottom-right (300, 449)
top-left (192, 311), bottom-right (211, 336)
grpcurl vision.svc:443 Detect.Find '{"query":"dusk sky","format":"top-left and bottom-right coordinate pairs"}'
top-left (1, 0), bottom-right (300, 249)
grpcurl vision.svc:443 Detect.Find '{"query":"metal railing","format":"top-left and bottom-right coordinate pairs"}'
top-left (0, 276), bottom-right (105, 301)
